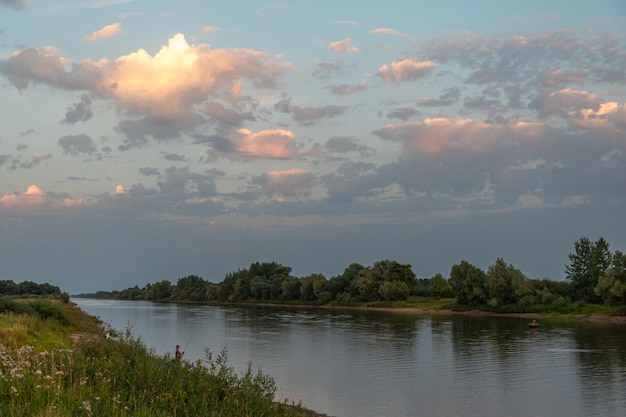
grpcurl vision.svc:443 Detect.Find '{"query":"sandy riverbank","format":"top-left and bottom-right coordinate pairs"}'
top-left (303, 304), bottom-right (626, 324)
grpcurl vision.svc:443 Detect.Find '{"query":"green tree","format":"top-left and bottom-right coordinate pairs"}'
top-left (486, 258), bottom-right (529, 306)
top-left (429, 273), bottom-right (453, 298)
top-left (594, 251), bottom-right (626, 305)
top-left (565, 237), bottom-right (611, 303)
top-left (449, 261), bottom-right (487, 306)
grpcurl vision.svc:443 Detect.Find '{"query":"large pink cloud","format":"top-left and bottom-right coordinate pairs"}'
top-left (0, 185), bottom-right (86, 209)
top-left (0, 33), bottom-right (291, 122)
top-left (373, 118), bottom-right (545, 155)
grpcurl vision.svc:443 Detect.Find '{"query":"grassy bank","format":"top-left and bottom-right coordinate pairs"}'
top-left (0, 298), bottom-right (320, 417)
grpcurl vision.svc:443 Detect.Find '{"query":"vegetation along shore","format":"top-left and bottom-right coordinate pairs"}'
top-left (0, 294), bottom-right (324, 417)
top-left (77, 236), bottom-right (626, 320)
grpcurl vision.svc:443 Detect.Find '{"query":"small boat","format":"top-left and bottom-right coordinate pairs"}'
top-left (528, 320), bottom-right (540, 329)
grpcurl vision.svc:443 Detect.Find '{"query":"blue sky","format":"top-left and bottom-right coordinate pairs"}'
top-left (1, 0), bottom-right (625, 293)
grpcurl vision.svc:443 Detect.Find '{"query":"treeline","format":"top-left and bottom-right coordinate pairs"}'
top-left (0, 279), bottom-right (66, 299)
top-left (79, 237), bottom-right (626, 309)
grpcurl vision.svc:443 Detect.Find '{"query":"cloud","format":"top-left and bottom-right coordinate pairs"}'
top-left (370, 27), bottom-right (412, 40)
top-left (293, 104), bottom-right (348, 125)
top-left (328, 38), bottom-right (359, 54)
top-left (62, 95), bottom-right (93, 124)
top-left (373, 118), bottom-right (545, 155)
top-left (311, 62), bottom-right (344, 79)
top-left (0, 0), bottom-right (26, 10)
top-left (333, 20), bottom-right (361, 28)
top-left (0, 33), bottom-right (291, 137)
top-left (201, 26), bottom-right (219, 34)
top-left (234, 128), bottom-right (298, 159)
top-left (83, 22), bottom-right (124, 42)
top-left (204, 101), bottom-right (256, 127)
top-left (323, 136), bottom-right (370, 154)
top-left (0, 185), bottom-right (86, 209)
top-left (377, 58), bottom-right (437, 83)
top-left (204, 128), bottom-right (298, 160)
top-left (58, 133), bottom-right (97, 155)
top-left (386, 106), bottom-right (420, 120)
top-left (253, 168), bottom-right (315, 197)
top-left (327, 81), bottom-right (366, 95)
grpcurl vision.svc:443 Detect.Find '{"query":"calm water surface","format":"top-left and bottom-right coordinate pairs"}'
top-left (74, 299), bottom-right (626, 417)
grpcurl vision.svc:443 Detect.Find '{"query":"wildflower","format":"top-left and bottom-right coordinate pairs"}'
top-left (10, 386), bottom-right (19, 396)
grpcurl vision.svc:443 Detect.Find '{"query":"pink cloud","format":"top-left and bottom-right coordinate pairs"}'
top-left (328, 38), bottom-right (359, 54)
top-left (83, 23), bottom-right (125, 42)
top-left (0, 185), bottom-right (86, 208)
top-left (1, 34), bottom-right (291, 122)
top-left (232, 128), bottom-right (298, 159)
top-left (374, 118), bottom-right (545, 155)
top-left (377, 58), bottom-right (436, 83)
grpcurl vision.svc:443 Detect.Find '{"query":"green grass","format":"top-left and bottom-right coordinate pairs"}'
top-left (0, 299), bottom-right (320, 417)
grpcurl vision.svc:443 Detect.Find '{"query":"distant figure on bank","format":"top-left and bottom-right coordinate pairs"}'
top-left (101, 322), bottom-right (107, 332)
top-left (175, 345), bottom-right (184, 361)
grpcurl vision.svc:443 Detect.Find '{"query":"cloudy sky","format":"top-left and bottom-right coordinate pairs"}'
top-left (1, 0), bottom-right (625, 293)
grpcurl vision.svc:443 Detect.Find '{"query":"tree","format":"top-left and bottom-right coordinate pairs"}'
top-left (565, 237), bottom-right (611, 303)
top-left (486, 258), bottom-right (529, 307)
top-left (429, 274), bottom-right (453, 298)
top-left (594, 251), bottom-right (626, 305)
top-left (449, 261), bottom-right (487, 306)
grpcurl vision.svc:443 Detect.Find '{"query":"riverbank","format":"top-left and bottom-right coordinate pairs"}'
top-left (208, 299), bottom-right (626, 324)
top-left (0, 299), bottom-right (326, 417)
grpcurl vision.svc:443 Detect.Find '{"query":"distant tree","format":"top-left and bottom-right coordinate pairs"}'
top-left (0, 280), bottom-right (19, 295)
top-left (594, 251), bottom-right (626, 305)
top-left (378, 281), bottom-right (410, 301)
top-left (300, 274), bottom-right (327, 302)
top-left (429, 273), bottom-right (453, 298)
top-left (486, 258), bottom-right (529, 306)
top-left (449, 261), bottom-right (487, 306)
top-left (565, 237), bottom-right (611, 303)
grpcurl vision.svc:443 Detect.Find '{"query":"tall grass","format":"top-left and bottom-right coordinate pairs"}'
top-left (0, 301), bottom-right (319, 417)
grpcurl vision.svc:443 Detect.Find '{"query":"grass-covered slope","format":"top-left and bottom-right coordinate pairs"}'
top-left (0, 298), bottom-right (321, 417)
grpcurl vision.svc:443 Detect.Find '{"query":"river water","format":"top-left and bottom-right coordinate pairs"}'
top-left (74, 298), bottom-right (626, 417)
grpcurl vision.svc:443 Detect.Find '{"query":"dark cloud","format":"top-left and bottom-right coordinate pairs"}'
top-left (418, 87), bottom-right (461, 107)
top-left (387, 106), bottom-right (420, 120)
top-left (293, 104), bottom-right (348, 126)
top-left (58, 134), bottom-right (96, 155)
top-left (62, 95), bottom-right (93, 124)
top-left (273, 93), bottom-right (293, 113)
top-left (312, 62), bottom-right (344, 79)
top-left (323, 136), bottom-right (370, 153)
top-left (0, 0), bottom-right (26, 10)
top-left (204, 101), bottom-right (255, 127)
top-left (139, 167), bottom-right (160, 176)
top-left (0, 47), bottom-right (102, 90)
top-left (327, 82), bottom-right (366, 95)
top-left (252, 170), bottom-right (316, 197)
top-left (164, 153), bottom-right (188, 162)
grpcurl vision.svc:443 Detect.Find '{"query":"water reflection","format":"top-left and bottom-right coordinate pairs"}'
top-left (75, 299), bottom-right (626, 417)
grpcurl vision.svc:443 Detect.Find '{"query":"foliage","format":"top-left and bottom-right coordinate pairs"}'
top-left (73, 236), bottom-right (625, 314)
top-left (565, 237), bottom-right (611, 303)
top-left (486, 258), bottom-right (530, 307)
top-left (449, 260), bottom-right (487, 306)
top-left (0, 308), bottom-right (319, 417)
top-left (595, 251), bottom-right (626, 305)
top-left (0, 280), bottom-right (62, 297)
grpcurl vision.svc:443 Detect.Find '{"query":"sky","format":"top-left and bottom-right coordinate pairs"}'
top-left (1, 0), bottom-right (625, 293)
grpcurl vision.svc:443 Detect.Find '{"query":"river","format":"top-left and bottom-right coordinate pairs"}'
top-left (74, 298), bottom-right (626, 417)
